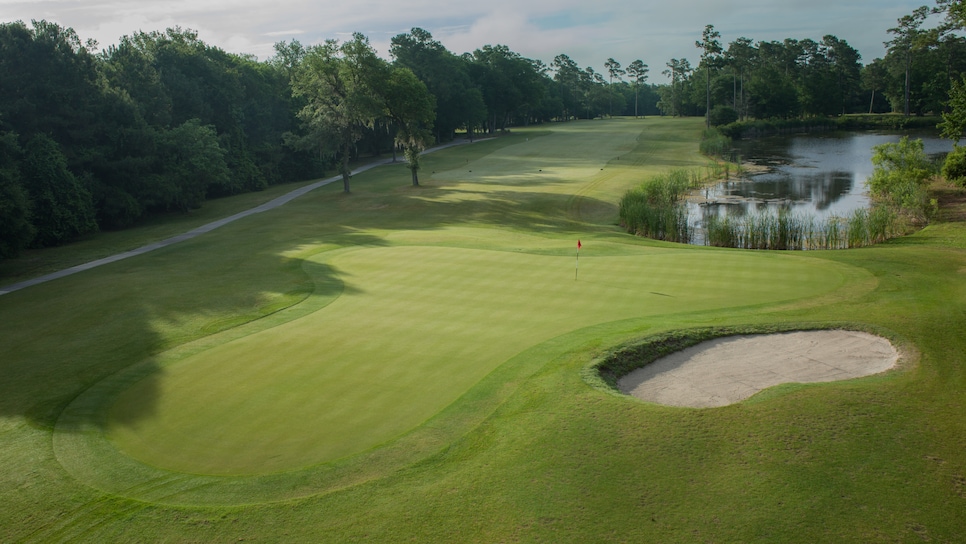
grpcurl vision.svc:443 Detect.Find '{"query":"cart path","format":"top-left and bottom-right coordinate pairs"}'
top-left (0, 140), bottom-right (479, 296)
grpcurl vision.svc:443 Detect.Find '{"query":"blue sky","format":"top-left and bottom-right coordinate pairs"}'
top-left (1, 0), bottom-right (947, 81)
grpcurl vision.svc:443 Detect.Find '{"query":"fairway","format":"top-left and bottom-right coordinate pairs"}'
top-left (4, 118), bottom-right (966, 542)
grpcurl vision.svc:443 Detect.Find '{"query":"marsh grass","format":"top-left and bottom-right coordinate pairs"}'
top-left (619, 167), bottom-right (743, 243)
top-left (700, 206), bottom-right (902, 250)
top-left (699, 128), bottom-right (731, 159)
top-left (618, 169), bottom-right (702, 243)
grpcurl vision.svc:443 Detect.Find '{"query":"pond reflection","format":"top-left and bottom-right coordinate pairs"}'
top-left (686, 131), bottom-right (952, 244)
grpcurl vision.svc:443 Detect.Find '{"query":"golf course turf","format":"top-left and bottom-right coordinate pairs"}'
top-left (2, 118), bottom-right (965, 541)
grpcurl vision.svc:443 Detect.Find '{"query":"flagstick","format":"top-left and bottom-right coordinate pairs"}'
top-left (575, 245), bottom-right (580, 280)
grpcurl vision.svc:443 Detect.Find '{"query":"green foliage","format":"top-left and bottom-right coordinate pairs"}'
top-left (708, 105), bottom-right (738, 126)
top-left (0, 21), bottom-right (325, 249)
top-left (0, 21), bottom-right (103, 148)
top-left (292, 34), bottom-right (389, 193)
top-left (391, 28), bottom-right (487, 139)
top-left (619, 169), bottom-right (705, 243)
top-left (0, 11), bottom-right (958, 262)
top-left (660, 17), bottom-right (956, 122)
top-left (625, 59), bottom-right (650, 117)
top-left (867, 136), bottom-right (934, 221)
top-left (719, 115), bottom-right (939, 139)
top-left (703, 206), bottom-right (903, 250)
top-left (867, 204), bottom-right (900, 244)
top-left (882, 6), bottom-right (954, 117)
top-left (939, 75), bottom-right (966, 142)
top-left (95, 184), bottom-right (142, 228)
top-left (699, 127), bottom-right (731, 158)
top-left (942, 144), bottom-right (966, 187)
top-left (466, 44), bottom-right (546, 132)
top-left (21, 134), bottom-right (97, 246)
top-left (0, 132), bottom-right (33, 258)
top-left (383, 67), bottom-right (436, 185)
top-left (152, 119), bottom-right (230, 212)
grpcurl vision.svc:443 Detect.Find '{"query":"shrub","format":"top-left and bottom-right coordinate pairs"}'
top-left (942, 144), bottom-right (966, 187)
top-left (709, 105), bottom-right (739, 127)
top-left (867, 136), bottom-right (934, 222)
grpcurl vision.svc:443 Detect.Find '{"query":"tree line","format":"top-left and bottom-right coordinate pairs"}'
top-left (3, 2), bottom-right (966, 258)
top-left (0, 22), bottom-right (664, 258)
top-left (662, 4), bottom-right (966, 125)
top-left (0, 23), bottom-right (319, 258)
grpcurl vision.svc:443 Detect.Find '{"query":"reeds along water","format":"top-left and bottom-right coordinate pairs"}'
top-left (702, 206), bottom-right (903, 250)
top-left (618, 169), bottom-right (706, 244)
top-left (620, 168), bottom-right (904, 250)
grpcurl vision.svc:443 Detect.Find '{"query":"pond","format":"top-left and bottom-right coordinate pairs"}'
top-left (685, 130), bottom-right (953, 246)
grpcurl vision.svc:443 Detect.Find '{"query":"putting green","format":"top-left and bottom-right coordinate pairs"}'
top-left (103, 243), bottom-right (850, 475)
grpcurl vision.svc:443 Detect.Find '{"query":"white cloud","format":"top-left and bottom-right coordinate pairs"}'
top-left (0, 0), bottom-right (939, 74)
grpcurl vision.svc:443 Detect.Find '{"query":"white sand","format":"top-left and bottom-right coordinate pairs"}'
top-left (618, 330), bottom-right (899, 408)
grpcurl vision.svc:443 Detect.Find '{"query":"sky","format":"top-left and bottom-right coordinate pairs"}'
top-left (0, 0), bottom-right (947, 82)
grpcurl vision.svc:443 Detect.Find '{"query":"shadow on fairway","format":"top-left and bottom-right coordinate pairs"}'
top-left (17, 306), bottom-right (166, 433)
top-left (6, 229), bottom-right (377, 435)
top-left (336, 184), bottom-right (620, 237)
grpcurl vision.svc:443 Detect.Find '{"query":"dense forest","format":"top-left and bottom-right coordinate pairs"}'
top-left (663, 8), bottom-right (966, 122)
top-left (2, 1), bottom-right (965, 258)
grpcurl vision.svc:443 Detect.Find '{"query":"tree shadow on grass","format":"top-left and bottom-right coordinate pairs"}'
top-left (3, 227), bottom-right (380, 434)
top-left (6, 155), bottom-right (618, 437)
top-left (336, 182), bottom-right (620, 238)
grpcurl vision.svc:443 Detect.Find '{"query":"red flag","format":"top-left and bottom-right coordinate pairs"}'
top-left (575, 240), bottom-right (581, 280)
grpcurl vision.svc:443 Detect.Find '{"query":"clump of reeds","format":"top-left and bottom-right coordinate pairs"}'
top-left (699, 128), bottom-right (731, 159)
top-left (699, 205), bottom-right (901, 250)
top-left (619, 169), bottom-right (704, 243)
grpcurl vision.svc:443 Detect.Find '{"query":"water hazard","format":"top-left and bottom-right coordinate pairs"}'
top-left (686, 131), bottom-right (953, 241)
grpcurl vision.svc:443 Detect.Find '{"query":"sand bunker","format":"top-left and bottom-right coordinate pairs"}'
top-left (618, 330), bottom-right (898, 408)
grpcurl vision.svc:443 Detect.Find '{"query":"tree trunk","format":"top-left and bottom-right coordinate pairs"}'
top-left (904, 53), bottom-right (911, 117)
top-left (706, 66), bottom-right (711, 129)
top-left (341, 143), bottom-right (351, 193)
top-left (741, 70), bottom-right (748, 121)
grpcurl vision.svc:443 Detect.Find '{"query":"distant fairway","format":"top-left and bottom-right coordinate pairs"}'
top-left (5, 117), bottom-right (966, 542)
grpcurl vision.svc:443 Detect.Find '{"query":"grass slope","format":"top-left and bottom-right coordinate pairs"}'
top-left (2, 117), bottom-right (965, 542)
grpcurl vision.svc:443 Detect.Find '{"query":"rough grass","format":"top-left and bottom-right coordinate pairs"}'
top-left (2, 118), bottom-right (966, 542)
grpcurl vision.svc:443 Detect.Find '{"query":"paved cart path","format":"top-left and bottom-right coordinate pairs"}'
top-left (0, 140), bottom-right (477, 296)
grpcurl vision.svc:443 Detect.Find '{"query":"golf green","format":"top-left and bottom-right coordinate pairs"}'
top-left (103, 244), bottom-right (850, 475)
